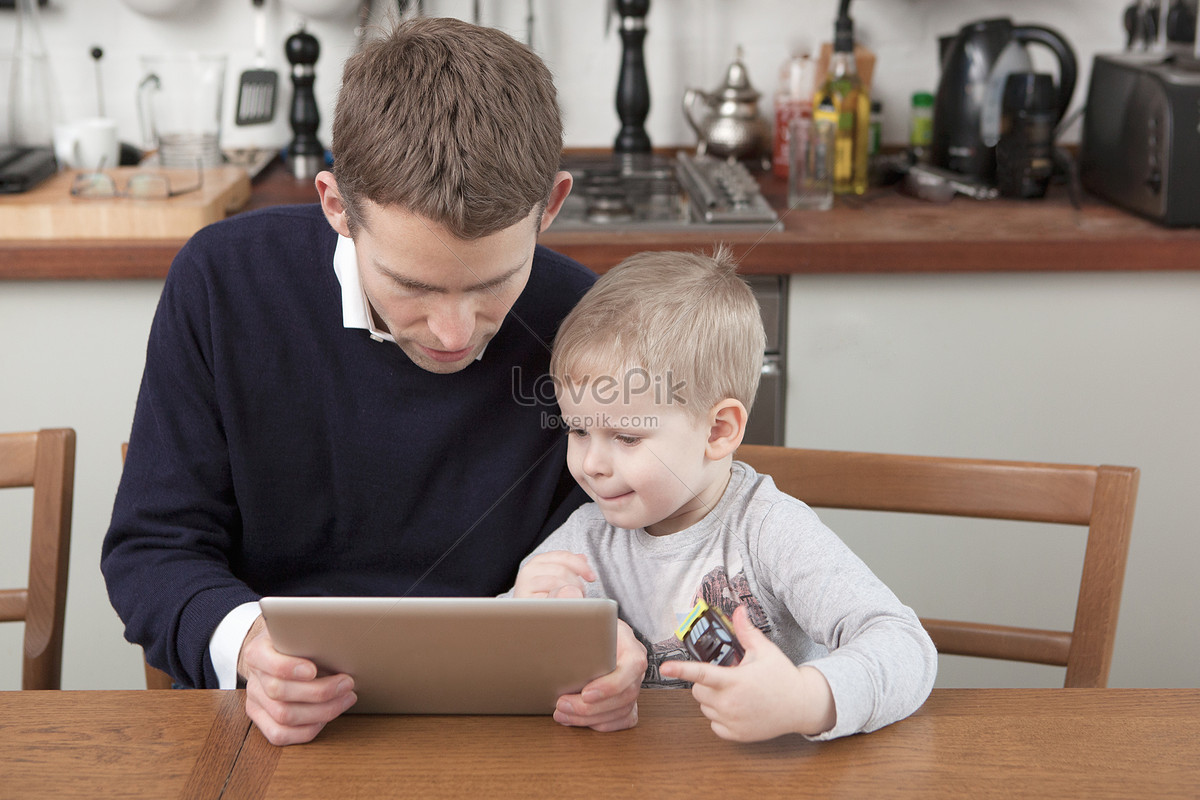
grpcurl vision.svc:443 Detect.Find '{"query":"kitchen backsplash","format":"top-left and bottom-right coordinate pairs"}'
top-left (1, 0), bottom-right (1129, 154)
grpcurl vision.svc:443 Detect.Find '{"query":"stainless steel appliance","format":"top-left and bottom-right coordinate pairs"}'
top-left (554, 151), bottom-right (786, 445)
top-left (555, 152), bottom-right (778, 231)
top-left (744, 274), bottom-right (787, 447)
top-left (1080, 51), bottom-right (1200, 226)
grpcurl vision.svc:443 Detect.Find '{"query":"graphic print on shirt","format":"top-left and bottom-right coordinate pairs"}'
top-left (642, 565), bottom-right (771, 686)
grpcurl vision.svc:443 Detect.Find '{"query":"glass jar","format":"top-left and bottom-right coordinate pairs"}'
top-left (788, 103), bottom-right (835, 211)
top-left (7, 0), bottom-right (61, 147)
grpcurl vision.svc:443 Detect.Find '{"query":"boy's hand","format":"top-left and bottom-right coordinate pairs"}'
top-left (512, 551), bottom-right (597, 599)
top-left (239, 616), bottom-right (358, 746)
top-left (553, 619), bottom-right (646, 731)
top-left (658, 606), bottom-right (836, 742)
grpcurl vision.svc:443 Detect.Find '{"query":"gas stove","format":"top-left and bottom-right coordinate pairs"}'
top-left (553, 152), bottom-right (779, 232)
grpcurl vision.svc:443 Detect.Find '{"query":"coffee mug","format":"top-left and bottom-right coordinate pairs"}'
top-left (53, 118), bottom-right (120, 171)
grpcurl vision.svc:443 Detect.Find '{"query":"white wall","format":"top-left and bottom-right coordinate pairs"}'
top-left (5, 0), bottom-right (1195, 692)
top-left (1, 281), bottom-right (163, 690)
top-left (3, 0), bottom-right (1131, 155)
top-left (785, 272), bottom-right (1200, 689)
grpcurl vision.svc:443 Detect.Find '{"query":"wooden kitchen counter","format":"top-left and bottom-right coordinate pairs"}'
top-left (3, 155), bottom-right (1198, 280)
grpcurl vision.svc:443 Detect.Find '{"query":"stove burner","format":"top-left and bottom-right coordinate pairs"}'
top-left (564, 155), bottom-right (684, 226)
top-left (586, 192), bottom-right (635, 224)
top-left (553, 153), bottom-right (776, 231)
top-left (584, 174), bottom-right (624, 191)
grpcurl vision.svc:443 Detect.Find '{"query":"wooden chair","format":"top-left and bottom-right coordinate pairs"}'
top-left (0, 428), bottom-right (75, 690)
top-left (734, 445), bottom-right (1139, 689)
top-left (120, 442), bottom-right (175, 691)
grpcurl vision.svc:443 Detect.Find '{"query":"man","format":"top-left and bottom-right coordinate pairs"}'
top-left (102, 17), bottom-right (645, 746)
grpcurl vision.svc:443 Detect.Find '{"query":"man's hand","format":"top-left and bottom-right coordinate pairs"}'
top-left (512, 551), bottom-right (596, 599)
top-left (238, 616), bottom-right (358, 746)
top-left (552, 618), bottom-right (646, 731)
top-left (658, 606), bottom-right (836, 741)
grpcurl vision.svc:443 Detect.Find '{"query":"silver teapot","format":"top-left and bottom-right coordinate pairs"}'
top-left (683, 46), bottom-right (770, 161)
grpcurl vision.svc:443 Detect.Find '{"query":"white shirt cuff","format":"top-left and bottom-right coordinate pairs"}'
top-left (209, 601), bottom-right (263, 690)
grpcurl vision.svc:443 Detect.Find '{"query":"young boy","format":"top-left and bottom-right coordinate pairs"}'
top-left (506, 247), bottom-right (937, 742)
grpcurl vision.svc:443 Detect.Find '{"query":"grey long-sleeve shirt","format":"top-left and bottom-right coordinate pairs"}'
top-left (507, 461), bottom-right (937, 740)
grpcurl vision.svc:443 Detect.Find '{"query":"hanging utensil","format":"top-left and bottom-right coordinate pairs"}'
top-left (236, 0), bottom-right (279, 126)
top-left (90, 46), bottom-right (106, 117)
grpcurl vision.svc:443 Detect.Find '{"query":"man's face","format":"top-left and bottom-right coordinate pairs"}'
top-left (352, 200), bottom-right (540, 374)
top-left (316, 170), bottom-right (572, 375)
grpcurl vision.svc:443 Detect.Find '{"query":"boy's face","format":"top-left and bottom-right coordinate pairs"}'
top-left (559, 377), bottom-right (730, 536)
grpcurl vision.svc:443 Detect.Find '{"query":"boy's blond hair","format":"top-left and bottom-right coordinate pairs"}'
top-left (332, 17), bottom-right (562, 239)
top-left (551, 247), bottom-right (765, 419)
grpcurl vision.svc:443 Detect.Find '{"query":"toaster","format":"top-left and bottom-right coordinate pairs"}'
top-left (1080, 52), bottom-right (1200, 226)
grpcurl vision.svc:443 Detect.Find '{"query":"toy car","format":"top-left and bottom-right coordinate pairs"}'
top-left (674, 598), bottom-right (744, 667)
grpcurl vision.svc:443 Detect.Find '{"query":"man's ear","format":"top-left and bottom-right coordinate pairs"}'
top-left (705, 399), bottom-right (748, 461)
top-left (538, 171), bottom-right (574, 233)
top-left (315, 170), bottom-right (352, 238)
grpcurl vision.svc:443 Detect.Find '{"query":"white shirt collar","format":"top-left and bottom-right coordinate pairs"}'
top-left (333, 234), bottom-right (394, 343)
top-left (331, 233), bottom-right (488, 360)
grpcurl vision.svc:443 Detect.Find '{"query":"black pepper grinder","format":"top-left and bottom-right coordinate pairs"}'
top-left (285, 26), bottom-right (324, 180)
top-left (613, 0), bottom-right (651, 154)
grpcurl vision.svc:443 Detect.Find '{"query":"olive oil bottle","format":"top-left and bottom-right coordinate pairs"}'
top-left (817, 15), bottom-right (870, 195)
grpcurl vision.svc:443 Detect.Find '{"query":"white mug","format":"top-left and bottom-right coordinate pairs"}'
top-left (53, 118), bottom-right (120, 171)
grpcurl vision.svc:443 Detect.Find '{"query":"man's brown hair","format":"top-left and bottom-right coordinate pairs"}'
top-left (332, 17), bottom-right (563, 239)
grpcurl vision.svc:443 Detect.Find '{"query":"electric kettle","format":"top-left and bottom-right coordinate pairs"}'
top-left (931, 17), bottom-right (1076, 183)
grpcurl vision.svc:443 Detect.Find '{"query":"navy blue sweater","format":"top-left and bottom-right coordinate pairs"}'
top-left (102, 204), bottom-right (595, 688)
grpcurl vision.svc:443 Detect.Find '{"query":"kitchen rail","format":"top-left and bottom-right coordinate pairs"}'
top-left (3, 154), bottom-right (1199, 280)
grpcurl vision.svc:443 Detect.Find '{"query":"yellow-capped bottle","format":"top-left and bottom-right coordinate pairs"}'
top-left (817, 15), bottom-right (870, 195)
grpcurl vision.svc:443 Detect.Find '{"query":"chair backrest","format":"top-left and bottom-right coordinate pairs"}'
top-left (120, 441), bottom-right (175, 690)
top-left (734, 445), bottom-right (1139, 689)
top-left (0, 428), bottom-right (75, 690)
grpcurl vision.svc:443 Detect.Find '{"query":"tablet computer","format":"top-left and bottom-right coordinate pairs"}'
top-left (259, 596), bottom-right (618, 715)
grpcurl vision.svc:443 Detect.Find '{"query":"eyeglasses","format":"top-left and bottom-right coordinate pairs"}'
top-left (70, 162), bottom-right (204, 200)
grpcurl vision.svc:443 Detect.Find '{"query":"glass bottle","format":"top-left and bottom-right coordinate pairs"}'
top-left (816, 16), bottom-right (870, 195)
top-left (8, 0), bottom-right (61, 147)
top-left (772, 53), bottom-right (814, 181)
top-left (867, 100), bottom-right (882, 157)
top-left (909, 91), bottom-right (934, 163)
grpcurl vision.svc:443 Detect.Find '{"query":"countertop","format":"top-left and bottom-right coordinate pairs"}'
top-left (3, 154), bottom-right (1198, 280)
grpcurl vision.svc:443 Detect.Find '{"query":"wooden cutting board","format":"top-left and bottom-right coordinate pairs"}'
top-left (0, 165), bottom-right (251, 240)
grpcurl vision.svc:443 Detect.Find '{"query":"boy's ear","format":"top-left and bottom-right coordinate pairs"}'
top-left (705, 399), bottom-right (748, 461)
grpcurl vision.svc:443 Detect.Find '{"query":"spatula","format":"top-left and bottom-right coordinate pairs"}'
top-left (236, 0), bottom-right (278, 126)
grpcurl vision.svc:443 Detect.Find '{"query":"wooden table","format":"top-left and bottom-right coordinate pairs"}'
top-left (224, 689), bottom-right (1200, 799)
top-left (3, 689), bottom-right (1197, 799)
top-left (0, 690), bottom-right (249, 799)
